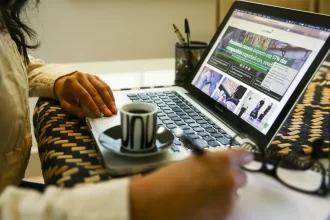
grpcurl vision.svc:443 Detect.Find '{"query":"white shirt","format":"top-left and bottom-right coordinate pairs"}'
top-left (0, 32), bottom-right (130, 220)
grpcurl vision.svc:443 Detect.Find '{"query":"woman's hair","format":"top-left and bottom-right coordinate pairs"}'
top-left (0, 0), bottom-right (40, 64)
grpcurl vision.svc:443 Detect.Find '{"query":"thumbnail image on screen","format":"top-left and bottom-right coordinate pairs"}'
top-left (234, 90), bottom-right (277, 131)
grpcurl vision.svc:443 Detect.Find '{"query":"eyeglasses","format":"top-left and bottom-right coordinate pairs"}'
top-left (233, 138), bottom-right (330, 196)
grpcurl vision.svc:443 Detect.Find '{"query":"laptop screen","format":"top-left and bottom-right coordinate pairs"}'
top-left (192, 9), bottom-right (330, 135)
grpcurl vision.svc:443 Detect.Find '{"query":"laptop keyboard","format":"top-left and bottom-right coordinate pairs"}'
top-left (127, 91), bottom-right (236, 152)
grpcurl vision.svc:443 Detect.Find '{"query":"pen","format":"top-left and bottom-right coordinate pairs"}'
top-left (173, 128), bottom-right (206, 155)
top-left (172, 23), bottom-right (186, 45)
top-left (184, 18), bottom-right (191, 46)
top-left (184, 19), bottom-right (199, 63)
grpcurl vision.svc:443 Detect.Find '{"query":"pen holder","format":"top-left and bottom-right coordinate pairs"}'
top-left (175, 41), bottom-right (208, 86)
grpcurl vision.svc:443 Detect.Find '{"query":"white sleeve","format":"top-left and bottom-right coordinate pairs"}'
top-left (0, 178), bottom-right (130, 220)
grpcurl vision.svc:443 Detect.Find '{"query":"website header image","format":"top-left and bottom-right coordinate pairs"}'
top-left (208, 26), bottom-right (312, 101)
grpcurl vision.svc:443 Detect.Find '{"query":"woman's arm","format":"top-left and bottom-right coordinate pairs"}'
top-left (26, 56), bottom-right (77, 99)
top-left (0, 178), bottom-right (130, 220)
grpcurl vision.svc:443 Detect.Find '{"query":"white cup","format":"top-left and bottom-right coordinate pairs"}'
top-left (120, 103), bottom-right (158, 153)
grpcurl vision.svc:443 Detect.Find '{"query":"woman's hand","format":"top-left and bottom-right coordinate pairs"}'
top-left (130, 148), bottom-right (253, 220)
top-left (54, 72), bottom-right (117, 118)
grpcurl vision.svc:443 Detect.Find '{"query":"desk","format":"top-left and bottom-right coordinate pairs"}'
top-left (34, 58), bottom-right (330, 219)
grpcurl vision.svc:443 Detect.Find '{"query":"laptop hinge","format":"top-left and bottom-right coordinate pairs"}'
top-left (185, 93), bottom-right (248, 139)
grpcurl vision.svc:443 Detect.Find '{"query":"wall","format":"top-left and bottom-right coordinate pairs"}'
top-left (218, 0), bottom-right (315, 24)
top-left (318, 0), bottom-right (330, 14)
top-left (27, 0), bottom-right (216, 63)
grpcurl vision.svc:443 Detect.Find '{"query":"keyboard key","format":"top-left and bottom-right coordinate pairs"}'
top-left (172, 107), bottom-right (182, 112)
top-left (189, 123), bottom-right (200, 128)
top-left (186, 109), bottom-right (194, 113)
top-left (181, 114), bottom-right (190, 119)
top-left (160, 116), bottom-right (170, 121)
top-left (195, 109), bottom-right (201, 113)
top-left (154, 100), bottom-right (163, 104)
top-left (213, 125), bottom-right (220, 130)
top-left (127, 94), bottom-right (138, 97)
top-left (138, 94), bottom-right (150, 100)
top-left (196, 120), bottom-right (207, 124)
top-left (208, 141), bottom-right (220, 147)
top-left (201, 124), bottom-right (212, 129)
top-left (202, 117), bottom-right (209, 121)
top-left (206, 128), bottom-right (217, 133)
top-left (171, 145), bottom-right (180, 152)
top-left (164, 110), bottom-right (174, 114)
top-left (181, 106), bottom-right (190, 110)
top-left (163, 120), bottom-right (173, 124)
top-left (219, 129), bottom-right (226, 134)
top-left (161, 107), bottom-right (171, 111)
top-left (163, 99), bottom-right (172, 103)
top-left (193, 139), bottom-right (208, 149)
top-left (167, 93), bottom-right (176, 97)
top-left (157, 118), bottom-right (162, 124)
top-left (188, 134), bottom-right (200, 139)
top-left (172, 117), bottom-right (182, 121)
top-left (183, 129), bottom-right (195, 135)
top-left (203, 136), bottom-right (214, 142)
top-left (174, 99), bottom-right (183, 103)
top-left (167, 124), bottom-right (177, 129)
top-left (159, 95), bottom-right (167, 99)
top-left (198, 132), bottom-right (209, 137)
top-left (193, 116), bottom-right (203, 121)
top-left (167, 102), bottom-right (176, 106)
top-left (146, 92), bottom-right (157, 97)
top-left (208, 121), bottom-right (216, 126)
top-left (158, 104), bottom-right (167, 108)
top-left (212, 133), bottom-right (223, 138)
top-left (155, 92), bottom-right (164, 96)
top-left (217, 137), bottom-right (230, 146)
top-left (144, 100), bottom-right (153, 103)
top-left (180, 125), bottom-right (190, 130)
top-left (168, 113), bottom-right (177, 118)
top-left (164, 91), bottom-right (173, 94)
top-left (184, 119), bottom-right (195, 124)
top-left (157, 112), bottom-right (166, 117)
top-left (129, 96), bottom-right (140, 100)
top-left (193, 127), bottom-right (204, 132)
top-left (175, 121), bottom-right (186, 126)
top-left (188, 113), bottom-right (198, 117)
top-left (224, 134), bottom-right (232, 139)
top-left (133, 100), bottom-right (143, 103)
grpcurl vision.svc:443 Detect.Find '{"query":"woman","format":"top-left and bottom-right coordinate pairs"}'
top-left (0, 1), bottom-right (253, 219)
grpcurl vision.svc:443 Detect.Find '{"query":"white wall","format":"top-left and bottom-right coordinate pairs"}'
top-left (27, 0), bottom-right (216, 63)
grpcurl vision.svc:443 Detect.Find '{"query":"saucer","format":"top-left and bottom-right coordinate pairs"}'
top-left (99, 125), bottom-right (174, 158)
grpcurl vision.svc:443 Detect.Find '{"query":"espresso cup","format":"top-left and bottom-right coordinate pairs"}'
top-left (120, 102), bottom-right (158, 153)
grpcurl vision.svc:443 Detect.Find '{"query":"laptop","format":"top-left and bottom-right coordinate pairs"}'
top-left (86, 0), bottom-right (330, 176)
